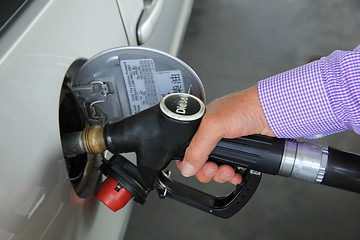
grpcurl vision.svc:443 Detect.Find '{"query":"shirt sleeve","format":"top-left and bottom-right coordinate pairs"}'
top-left (258, 44), bottom-right (360, 139)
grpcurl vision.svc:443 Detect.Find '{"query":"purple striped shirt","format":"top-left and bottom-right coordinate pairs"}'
top-left (258, 44), bottom-right (360, 139)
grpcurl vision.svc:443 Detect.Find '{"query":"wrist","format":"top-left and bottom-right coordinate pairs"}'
top-left (250, 85), bottom-right (275, 137)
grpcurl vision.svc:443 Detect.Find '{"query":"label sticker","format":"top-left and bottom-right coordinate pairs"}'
top-left (120, 59), bottom-right (185, 114)
top-left (156, 70), bottom-right (185, 98)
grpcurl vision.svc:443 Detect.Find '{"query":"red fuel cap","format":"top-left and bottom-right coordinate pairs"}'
top-left (96, 176), bottom-right (133, 212)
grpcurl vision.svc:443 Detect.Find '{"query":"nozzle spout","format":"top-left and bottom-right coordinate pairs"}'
top-left (61, 126), bottom-right (106, 156)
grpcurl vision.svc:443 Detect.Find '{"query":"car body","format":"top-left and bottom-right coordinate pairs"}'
top-left (0, 0), bottom-right (193, 239)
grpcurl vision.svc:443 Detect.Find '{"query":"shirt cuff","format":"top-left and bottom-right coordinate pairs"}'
top-left (258, 60), bottom-right (344, 139)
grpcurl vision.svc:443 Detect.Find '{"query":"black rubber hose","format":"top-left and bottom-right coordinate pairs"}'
top-left (322, 147), bottom-right (360, 193)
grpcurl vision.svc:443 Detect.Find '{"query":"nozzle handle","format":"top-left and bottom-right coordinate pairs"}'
top-left (210, 135), bottom-right (286, 175)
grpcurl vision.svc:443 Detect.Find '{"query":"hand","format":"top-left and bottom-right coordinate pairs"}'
top-left (177, 85), bottom-right (275, 184)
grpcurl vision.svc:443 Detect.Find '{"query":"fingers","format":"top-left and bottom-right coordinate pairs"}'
top-left (196, 163), bottom-right (243, 185)
top-left (213, 165), bottom-right (236, 183)
top-left (211, 165), bottom-right (242, 185)
top-left (229, 173), bottom-right (242, 185)
top-left (195, 161), bottom-right (218, 183)
top-left (177, 161), bottom-right (243, 185)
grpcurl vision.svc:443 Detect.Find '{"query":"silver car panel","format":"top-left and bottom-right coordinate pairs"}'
top-left (0, 0), bottom-right (193, 239)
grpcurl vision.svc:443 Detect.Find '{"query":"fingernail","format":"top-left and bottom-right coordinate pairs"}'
top-left (230, 174), bottom-right (242, 185)
top-left (220, 172), bottom-right (231, 180)
top-left (204, 167), bottom-right (216, 177)
top-left (230, 178), bottom-right (241, 185)
top-left (181, 161), bottom-right (195, 177)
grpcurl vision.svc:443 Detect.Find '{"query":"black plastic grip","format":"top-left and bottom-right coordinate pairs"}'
top-left (157, 168), bottom-right (262, 218)
top-left (322, 147), bottom-right (360, 193)
top-left (209, 135), bottom-right (286, 175)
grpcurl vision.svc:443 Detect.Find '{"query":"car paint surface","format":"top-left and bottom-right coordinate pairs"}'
top-left (0, 0), bottom-right (193, 239)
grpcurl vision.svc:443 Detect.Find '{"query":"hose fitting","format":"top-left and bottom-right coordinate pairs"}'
top-left (83, 126), bottom-right (106, 154)
top-left (278, 140), bottom-right (329, 183)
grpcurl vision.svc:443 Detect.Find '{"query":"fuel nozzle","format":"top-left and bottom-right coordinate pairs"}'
top-left (62, 93), bottom-right (206, 211)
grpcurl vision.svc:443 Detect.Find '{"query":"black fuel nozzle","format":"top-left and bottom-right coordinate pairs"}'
top-left (104, 93), bottom-right (205, 173)
top-left (94, 93), bottom-right (262, 217)
top-left (96, 93), bottom-right (206, 211)
top-left (62, 93), bottom-right (206, 211)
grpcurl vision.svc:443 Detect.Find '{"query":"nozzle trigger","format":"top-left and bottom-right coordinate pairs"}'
top-left (156, 168), bottom-right (261, 218)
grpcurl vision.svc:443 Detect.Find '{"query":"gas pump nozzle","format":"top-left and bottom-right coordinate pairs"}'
top-left (62, 92), bottom-right (360, 218)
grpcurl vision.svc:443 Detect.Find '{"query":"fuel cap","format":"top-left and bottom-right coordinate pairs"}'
top-left (96, 177), bottom-right (133, 212)
top-left (159, 93), bottom-right (205, 122)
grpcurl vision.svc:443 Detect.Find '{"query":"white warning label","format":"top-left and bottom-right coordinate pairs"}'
top-left (120, 59), bottom-right (185, 114)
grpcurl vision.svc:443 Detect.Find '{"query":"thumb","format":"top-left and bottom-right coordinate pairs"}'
top-left (179, 117), bottom-right (223, 177)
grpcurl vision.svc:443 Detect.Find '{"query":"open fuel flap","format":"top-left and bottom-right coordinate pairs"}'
top-left (59, 47), bottom-right (205, 198)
